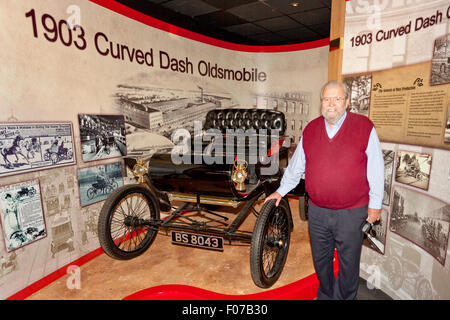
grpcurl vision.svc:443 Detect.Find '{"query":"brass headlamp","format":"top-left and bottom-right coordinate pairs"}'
top-left (231, 158), bottom-right (248, 192)
top-left (132, 157), bottom-right (148, 184)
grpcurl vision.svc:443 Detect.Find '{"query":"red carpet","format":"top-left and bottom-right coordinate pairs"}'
top-left (123, 252), bottom-right (339, 300)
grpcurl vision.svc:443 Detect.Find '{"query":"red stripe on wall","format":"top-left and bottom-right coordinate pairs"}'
top-left (89, 0), bottom-right (330, 53)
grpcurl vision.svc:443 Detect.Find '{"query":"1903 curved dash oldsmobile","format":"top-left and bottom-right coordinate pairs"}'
top-left (97, 108), bottom-right (308, 288)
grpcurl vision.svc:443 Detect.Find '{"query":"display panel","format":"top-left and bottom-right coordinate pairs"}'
top-left (0, 179), bottom-right (46, 252)
top-left (77, 161), bottom-right (123, 207)
top-left (395, 150), bottom-right (432, 191)
top-left (0, 122), bottom-right (75, 177)
top-left (78, 114), bottom-right (127, 162)
top-left (390, 186), bottom-right (449, 265)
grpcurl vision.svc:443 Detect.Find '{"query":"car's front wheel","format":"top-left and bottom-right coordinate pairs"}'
top-left (98, 184), bottom-right (160, 260)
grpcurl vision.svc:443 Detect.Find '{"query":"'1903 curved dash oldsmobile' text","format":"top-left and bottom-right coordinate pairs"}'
top-left (97, 109), bottom-right (308, 288)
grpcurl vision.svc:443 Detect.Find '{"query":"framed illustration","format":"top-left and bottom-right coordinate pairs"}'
top-left (0, 179), bottom-right (46, 252)
top-left (395, 150), bottom-right (432, 191)
top-left (390, 186), bottom-right (449, 265)
top-left (78, 114), bottom-right (127, 162)
top-left (77, 162), bottom-right (124, 207)
top-left (0, 122), bottom-right (75, 177)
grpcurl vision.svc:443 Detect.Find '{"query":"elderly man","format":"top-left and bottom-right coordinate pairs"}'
top-left (265, 80), bottom-right (384, 300)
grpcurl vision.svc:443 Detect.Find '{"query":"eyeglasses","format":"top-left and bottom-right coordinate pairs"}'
top-left (322, 96), bottom-right (346, 104)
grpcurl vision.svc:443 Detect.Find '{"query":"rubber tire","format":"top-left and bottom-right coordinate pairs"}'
top-left (98, 184), bottom-right (160, 260)
top-left (299, 194), bottom-right (309, 221)
top-left (87, 187), bottom-right (96, 200)
top-left (250, 198), bottom-right (291, 288)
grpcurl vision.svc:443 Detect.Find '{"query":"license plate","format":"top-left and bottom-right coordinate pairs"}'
top-left (171, 231), bottom-right (224, 251)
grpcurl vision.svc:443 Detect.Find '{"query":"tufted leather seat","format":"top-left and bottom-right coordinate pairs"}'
top-left (203, 109), bottom-right (286, 135)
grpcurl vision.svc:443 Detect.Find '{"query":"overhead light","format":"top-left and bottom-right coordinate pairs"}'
top-left (291, 2), bottom-right (300, 7)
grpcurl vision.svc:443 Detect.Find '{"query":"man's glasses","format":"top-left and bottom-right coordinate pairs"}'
top-left (322, 96), bottom-right (346, 104)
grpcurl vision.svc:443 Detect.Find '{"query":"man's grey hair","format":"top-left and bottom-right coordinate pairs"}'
top-left (320, 80), bottom-right (350, 100)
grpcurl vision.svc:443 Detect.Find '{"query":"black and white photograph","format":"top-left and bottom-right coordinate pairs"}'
top-left (77, 162), bottom-right (123, 207)
top-left (78, 114), bottom-right (127, 162)
top-left (0, 179), bottom-right (46, 252)
top-left (430, 34), bottom-right (450, 86)
top-left (383, 149), bottom-right (395, 206)
top-left (251, 90), bottom-right (312, 142)
top-left (113, 73), bottom-right (234, 155)
top-left (0, 122), bottom-right (75, 177)
top-left (390, 186), bottom-right (450, 265)
top-left (343, 75), bottom-right (372, 117)
top-left (395, 150), bottom-right (432, 191)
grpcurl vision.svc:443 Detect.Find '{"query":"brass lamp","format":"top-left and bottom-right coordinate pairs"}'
top-left (132, 157), bottom-right (148, 184)
top-left (231, 159), bottom-right (248, 192)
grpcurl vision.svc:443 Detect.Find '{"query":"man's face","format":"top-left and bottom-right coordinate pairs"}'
top-left (321, 86), bottom-right (349, 125)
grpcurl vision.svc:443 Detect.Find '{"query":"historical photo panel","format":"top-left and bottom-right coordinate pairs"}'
top-left (0, 179), bottom-right (46, 252)
top-left (390, 186), bottom-right (450, 265)
top-left (343, 74), bottom-right (372, 117)
top-left (78, 114), bottom-right (127, 162)
top-left (395, 150), bottom-right (432, 191)
top-left (430, 34), bottom-right (450, 86)
top-left (77, 162), bottom-right (123, 207)
top-left (0, 122), bottom-right (75, 177)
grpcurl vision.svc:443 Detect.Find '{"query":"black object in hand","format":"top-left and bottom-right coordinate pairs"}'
top-left (362, 222), bottom-right (373, 233)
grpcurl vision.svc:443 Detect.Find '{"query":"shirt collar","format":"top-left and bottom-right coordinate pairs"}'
top-left (324, 111), bottom-right (347, 136)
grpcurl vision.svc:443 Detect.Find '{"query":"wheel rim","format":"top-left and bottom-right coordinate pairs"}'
top-left (87, 188), bottom-right (96, 199)
top-left (261, 207), bottom-right (289, 278)
top-left (108, 192), bottom-right (155, 253)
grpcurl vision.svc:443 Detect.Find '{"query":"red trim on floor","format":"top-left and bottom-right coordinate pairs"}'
top-left (6, 247), bottom-right (104, 300)
top-left (89, 0), bottom-right (330, 53)
top-left (7, 247), bottom-right (338, 300)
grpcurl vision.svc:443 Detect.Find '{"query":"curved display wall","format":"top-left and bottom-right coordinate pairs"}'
top-left (343, 0), bottom-right (450, 300)
top-left (0, 0), bottom-right (329, 299)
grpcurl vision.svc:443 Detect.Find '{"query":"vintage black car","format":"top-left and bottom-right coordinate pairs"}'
top-left (97, 108), bottom-right (308, 288)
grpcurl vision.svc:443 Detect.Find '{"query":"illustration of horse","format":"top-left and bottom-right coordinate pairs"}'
top-left (0, 135), bottom-right (30, 168)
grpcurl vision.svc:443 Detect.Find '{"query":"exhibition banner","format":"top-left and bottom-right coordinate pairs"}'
top-left (343, 0), bottom-right (450, 150)
top-left (344, 0), bottom-right (450, 300)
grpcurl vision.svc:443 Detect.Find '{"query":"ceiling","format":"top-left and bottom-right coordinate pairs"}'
top-left (115, 0), bottom-right (332, 46)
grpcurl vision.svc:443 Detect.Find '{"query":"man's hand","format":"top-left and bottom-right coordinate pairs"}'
top-left (264, 191), bottom-right (282, 207)
top-left (367, 208), bottom-right (381, 224)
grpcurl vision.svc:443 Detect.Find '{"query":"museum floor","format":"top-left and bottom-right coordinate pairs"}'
top-left (24, 198), bottom-right (391, 300)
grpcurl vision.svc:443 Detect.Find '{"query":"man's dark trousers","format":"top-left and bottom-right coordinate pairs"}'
top-left (308, 203), bottom-right (368, 300)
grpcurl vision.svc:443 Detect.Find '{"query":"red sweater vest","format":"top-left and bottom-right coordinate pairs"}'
top-left (302, 112), bottom-right (373, 209)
